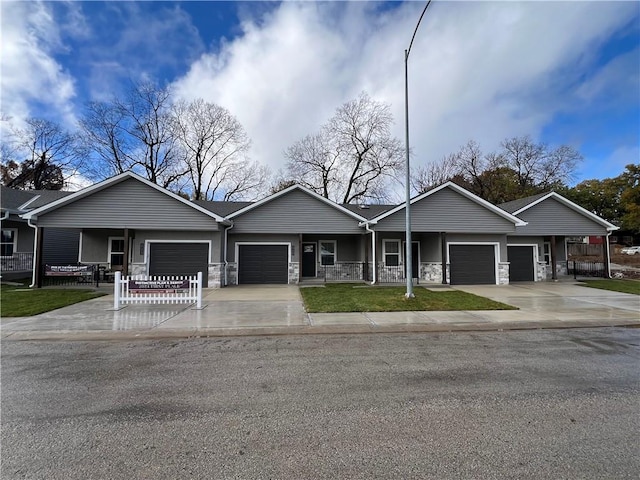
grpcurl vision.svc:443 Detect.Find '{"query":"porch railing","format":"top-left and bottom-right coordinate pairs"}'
top-left (569, 260), bottom-right (605, 278)
top-left (321, 262), bottom-right (366, 282)
top-left (0, 252), bottom-right (34, 272)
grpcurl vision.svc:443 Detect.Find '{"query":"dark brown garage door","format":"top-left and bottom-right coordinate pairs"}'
top-left (508, 246), bottom-right (535, 282)
top-left (238, 244), bottom-right (288, 284)
top-left (449, 244), bottom-right (496, 285)
top-left (149, 243), bottom-right (209, 287)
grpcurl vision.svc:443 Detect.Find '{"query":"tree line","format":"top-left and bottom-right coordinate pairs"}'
top-left (1, 83), bottom-right (636, 232)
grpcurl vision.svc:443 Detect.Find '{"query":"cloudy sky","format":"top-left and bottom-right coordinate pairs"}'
top-left (1, 0), bottom-right (638, 193)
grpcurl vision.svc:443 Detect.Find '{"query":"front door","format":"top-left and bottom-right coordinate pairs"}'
top-left (302, 243), bottom-right (316, 277)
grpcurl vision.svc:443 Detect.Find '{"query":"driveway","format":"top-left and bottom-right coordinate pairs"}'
top-left (1, 282), bottom-right (637, 339)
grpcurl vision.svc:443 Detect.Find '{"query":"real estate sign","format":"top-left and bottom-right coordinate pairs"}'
top-left (128, 279), bottom-right (190, 294)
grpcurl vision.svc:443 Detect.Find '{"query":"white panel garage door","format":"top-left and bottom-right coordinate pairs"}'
top-left (449, 244), bottom-right (496, 285)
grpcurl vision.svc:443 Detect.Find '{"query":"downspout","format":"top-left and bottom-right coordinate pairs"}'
top-left (223, 221), bottom-right (234, 287)
top-left (27, 217), bottom-right (38, 287)
top-left (365, 223), bottom-right (376, 284)
top-left (1, 211), bottom-right (8, 222)
top-left (605, 231), bottom-right (612, 279)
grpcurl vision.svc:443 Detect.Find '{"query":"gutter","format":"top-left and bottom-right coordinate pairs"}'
top-left (223, 220), bottom-right (234, 286)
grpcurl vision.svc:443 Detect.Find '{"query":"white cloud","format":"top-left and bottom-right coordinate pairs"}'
top-left (0, 1), bottom-right (77, 128)
top-left (171, 0), bottom-right (636, 193)
top-left (582, 145), bottom-right (640, 181)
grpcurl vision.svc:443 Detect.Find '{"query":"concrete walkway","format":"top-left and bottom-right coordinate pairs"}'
top-left (1, 282), bottom-right (638, 341)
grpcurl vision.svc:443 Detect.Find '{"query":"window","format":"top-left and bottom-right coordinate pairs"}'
top-left (383, 240), bottom-right (400, 266)
top-left (108, 237), bottom-right (125, 269)
top-left (541, 242), bottom-right (551, 265)
top-left (320, 241), bottom-right (336, 266)
top-left (1, 229), bottom-right (16, 257)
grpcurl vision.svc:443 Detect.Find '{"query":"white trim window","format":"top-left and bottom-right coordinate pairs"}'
top-left (383, 239), bottom-right (401, 266)
top-left (108, 237), bottom-right (125, 269)
top-left (319, 241), bottom-right (336, 266)
top-left (541, 242), bottom-right (551, 265)
top-left (1, 228), bottom-right (17, 257)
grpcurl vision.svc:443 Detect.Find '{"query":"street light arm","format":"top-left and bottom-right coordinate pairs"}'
top-left (406, 0), bottom-right (434, 59)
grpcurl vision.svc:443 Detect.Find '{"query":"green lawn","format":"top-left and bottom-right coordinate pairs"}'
top-left (579, 279), bottom-right (640, 295)
top-left (300, 283), bottom-right (516, 313)
top-left (1, 283), bottom-right (106, 317)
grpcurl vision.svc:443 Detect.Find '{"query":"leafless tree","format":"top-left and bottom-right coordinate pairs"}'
top-left (80, 81), bottom-right (184, 189)
top-left (284, 92), bottom-right (404, 204)
top-left (1, 118), bottom-right (85, 190)
top-left (411, 154), bottom-right (459, 193)
top-left (172, 99), bottom-right (261, 201)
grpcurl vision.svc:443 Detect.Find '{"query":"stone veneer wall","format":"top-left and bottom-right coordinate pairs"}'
top-left (498, 262), bottom-right (509, 285)
top-left (226, 262), bottom-right (238, 286)
top-left (288, 262), bottom-right (299, 284)
top-left (420, 262), bottom-right (448, 283)
top-left (536, 262), bottom-right (547, 281)
top-left (545, 261), bottom-right (568, 279)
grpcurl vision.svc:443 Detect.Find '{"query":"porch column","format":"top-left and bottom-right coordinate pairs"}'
top-left (298, 234), bottom-right (303, 282)
top-left (550, 235), bottom-right (557, 280)
top-left (34, 227), bottom-right (44, 288)
top-left (123, 228), bottom-right (130, 277)
top-left (440, 232), bottom-right (447, 284)
top-left (363, 234), bottom-right (369, 282)
top-left (602, 235), bottom-right (611, 278)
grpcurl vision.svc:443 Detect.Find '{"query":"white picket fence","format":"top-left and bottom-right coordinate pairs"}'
top-left (113, 271), bottom-right (203, 309)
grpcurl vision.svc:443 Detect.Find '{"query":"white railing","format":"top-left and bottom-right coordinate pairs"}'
top-left (113, 271), bottom-right (203, 309)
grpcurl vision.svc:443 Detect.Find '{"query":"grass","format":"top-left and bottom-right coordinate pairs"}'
top-left (300, 283), bottom-right (517, 313)
top-left (1, 283), bottom-right (106, 317)
top-left (579, 279), bottom-right (640, 295)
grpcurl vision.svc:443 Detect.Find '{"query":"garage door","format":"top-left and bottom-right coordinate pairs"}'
top-left (238, 245), bottom-right (288, 284)
top-left (149, 243), bottom-right (209, 287)
top-left (508, 246), bottom-right (535, 282)
top-left (449, 244), bottom-right (496, 285)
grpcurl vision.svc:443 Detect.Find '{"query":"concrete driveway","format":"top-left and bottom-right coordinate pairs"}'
top-left (1, 282), bottom-right (637, 339)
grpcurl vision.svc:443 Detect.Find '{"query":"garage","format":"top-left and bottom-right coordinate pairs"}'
top-left (508, 245), bottom-right (535, 282)
top-left (149, 243), bottom-right (209, 287)
top-left (238, 244), bottom-right (289, 284)
top-left (449, 244), bottom-right (496, 285)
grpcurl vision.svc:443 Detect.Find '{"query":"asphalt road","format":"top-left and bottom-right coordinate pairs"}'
top-left (2, 328), bottom-right (639, 479)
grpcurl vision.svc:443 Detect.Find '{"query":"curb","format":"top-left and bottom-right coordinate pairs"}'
top-left (2, 319), bottom-right (639, 342)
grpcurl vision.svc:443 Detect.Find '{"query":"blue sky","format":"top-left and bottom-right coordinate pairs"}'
top-left (1, 1), bottom-right (638, 193)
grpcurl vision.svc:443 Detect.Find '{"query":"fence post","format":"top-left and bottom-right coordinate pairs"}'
top-left (572, 261), bottom-right (577, 280)
top-left (114, 271), bottom-right (121, 309)
top-left (196, 271), bottom-right (202, 309)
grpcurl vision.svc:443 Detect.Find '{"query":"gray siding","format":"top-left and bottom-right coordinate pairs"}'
top-left (302, 234), bottom-right (364, 261)
top-left (2, 220), bottom-right (34, 252)
top-left (514, 198), bottom-right (608, 236)
top-left (375, 187), bottom-right (515, 233)
top-left (80, 229), bottom-right (222, 265)
top-left (35, 178), bottom-right (218, 231)
top-left (132, 230), bottom-right (222, 264)
top-left (232, 190), bottom-right (362, 234)
top-left (43, 228), bottom-right (80, 264)
top-left (446, 233), bottom-right (508, 261)
top-left (228, 234), bottom-right (299, 262)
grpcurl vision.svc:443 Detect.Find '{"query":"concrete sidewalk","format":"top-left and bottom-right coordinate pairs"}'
top-left (1, 283), bottom-right (638, 341)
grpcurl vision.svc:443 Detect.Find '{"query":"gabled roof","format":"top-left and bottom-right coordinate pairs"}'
top-left (341, 203), bottom-right (395, 220)
top-left (226, 184), bottom-right (369, 222)
top-left (21, 171), bottom-right (228, 223)
top-left (498, 192), bottom-right (550, 214)
top-left (0, 186), bottom-right (73, 215)
top-left (193, 199), bottom-right (253, 217)
top-left (367, 181), bottom-right (527, 226)
top-left (502, 191), bottom-right (618, 231)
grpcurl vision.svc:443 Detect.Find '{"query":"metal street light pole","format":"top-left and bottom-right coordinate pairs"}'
top-left (404, 0), bottom-right (433, 299)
